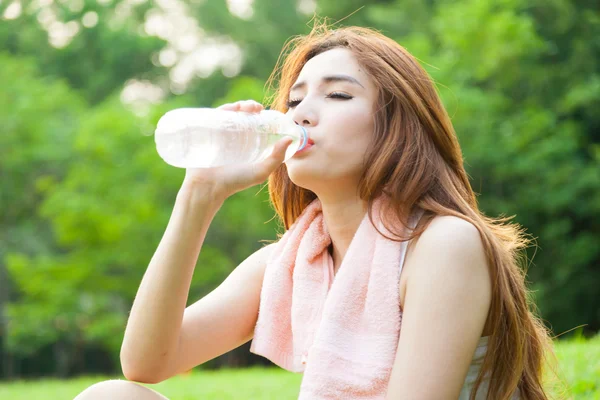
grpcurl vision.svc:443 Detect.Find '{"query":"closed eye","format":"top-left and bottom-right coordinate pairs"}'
top-left (286, 98), bottom-right (302, 108)
top-left (286, 92), bottom-right (353, 109)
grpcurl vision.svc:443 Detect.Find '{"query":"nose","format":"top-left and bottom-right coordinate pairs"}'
top-left (290, 99), bottom-right (318, 127)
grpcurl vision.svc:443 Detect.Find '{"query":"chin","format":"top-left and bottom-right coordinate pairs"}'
top-left (287, 174), bottom-right (314, 191)
top-left (286, 167), bottom-right (322, 191)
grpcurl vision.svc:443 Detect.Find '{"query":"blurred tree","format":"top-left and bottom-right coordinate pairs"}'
top-left (194, 0), bottom-right (309, 74)
top-left (0, 54), bottom-right (84, 377)
top-left (0, 0), bottom-right (166, 105)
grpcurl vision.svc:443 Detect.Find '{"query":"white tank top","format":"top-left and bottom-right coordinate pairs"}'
top-left (459, 336), bottom-right (520, 399)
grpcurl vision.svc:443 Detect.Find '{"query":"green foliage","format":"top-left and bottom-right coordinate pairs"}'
top-left (0, 53), bottom-right (83, 355)
top-left (189, 0), bottom-right (311, 79)
top-left (0, 54), bottom-right (83, 228)
top-left (0, 0), bottom-right (166, 104)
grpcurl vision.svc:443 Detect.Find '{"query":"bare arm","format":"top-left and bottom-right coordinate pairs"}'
top-left (160, 239), bottom-right (274, 380)
top-left (120, 183), bottom-right (226, 383)
top-left (386, 216), bottom-right (492, 400)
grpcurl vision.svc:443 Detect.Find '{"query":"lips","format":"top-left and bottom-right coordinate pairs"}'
top-left (302, 138), bottom-right (315, 151)
top-left (295, 140), bottom-right (314, 155)
top-left (294, 133), bottom-right (314, 155)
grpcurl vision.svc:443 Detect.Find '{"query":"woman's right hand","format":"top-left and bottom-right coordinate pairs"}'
top-left (181, 100), bottom-right (294, 201)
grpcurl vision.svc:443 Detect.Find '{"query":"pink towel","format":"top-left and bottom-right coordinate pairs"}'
top-left (250, 196), bottom-right (420, 399)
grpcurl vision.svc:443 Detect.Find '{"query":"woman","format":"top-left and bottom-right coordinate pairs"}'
top-left (74, 24), bottom-right (557, 400)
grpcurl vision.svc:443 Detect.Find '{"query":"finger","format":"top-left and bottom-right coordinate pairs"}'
top-left (270, 137), bottom-right (294, 160)
top-left (217, 102), bottom-right (241, 111)
top-left (242, 100), bottom-right (265, 113)
top-left (238, 100), bottom-right (259, 113)
top-left (218, 100), bottom-right (263, 113)
top-left (255, 137), bottom-right (294, 177)
top-left (252, 101), bottom-right (264, 113)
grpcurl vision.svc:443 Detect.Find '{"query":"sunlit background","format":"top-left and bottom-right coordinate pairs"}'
top-left (0, 0), bottom-right (598, 398)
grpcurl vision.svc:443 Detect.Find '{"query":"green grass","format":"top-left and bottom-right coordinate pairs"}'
top-left (549, 333), bottom-right (600, 399)
top-left (1, 334), bottom-right (598, 400)
top-left (0, 367), bottom-right (303, 400)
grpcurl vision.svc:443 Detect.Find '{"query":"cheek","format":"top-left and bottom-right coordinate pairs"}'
top-left (321, 127), bottom-right (372, 175)
top-left (338, 102), bottom-right (373, 131)
top-left (331, 109), bottom-right (374, 151)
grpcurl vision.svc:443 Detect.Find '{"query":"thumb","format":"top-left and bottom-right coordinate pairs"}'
top-left (272, 136), bottom-right (295, 160)
top-left (255, 137), bottom-right (295, 177)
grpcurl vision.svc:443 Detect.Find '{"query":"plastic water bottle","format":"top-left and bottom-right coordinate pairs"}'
top-left (154, 108), bottom-right (308, 168)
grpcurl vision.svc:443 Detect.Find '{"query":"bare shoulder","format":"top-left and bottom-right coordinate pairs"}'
top-left (388, 215), bottom-right (494, 398)
top-left (417, 215), bottom-right (486, 254)
top-left (400, 215), bottom-right (490, 308)
top-left (249, 242), bottom-right (278, 271)
top-left (230, 241), bottom-right (278, 287)
top-left (404, 215), bottom-right (485, 259)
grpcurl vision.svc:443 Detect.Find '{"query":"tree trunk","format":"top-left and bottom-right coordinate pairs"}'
top-left (54, 340), bottom-right (71, 378)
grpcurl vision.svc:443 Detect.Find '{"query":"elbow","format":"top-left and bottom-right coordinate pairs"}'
top-left (120, 351), bottom-right (168, 384)
top-left (121, 362), bottom-right (166, 384)
top-left (123, 370), bottom-right (164, 385)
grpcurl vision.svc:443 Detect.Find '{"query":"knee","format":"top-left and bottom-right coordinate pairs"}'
top-left (74, 379), bottom-right (145, 400)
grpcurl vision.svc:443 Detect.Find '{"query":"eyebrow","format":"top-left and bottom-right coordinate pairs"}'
top-left (290, 74), bottom-right (365, 92)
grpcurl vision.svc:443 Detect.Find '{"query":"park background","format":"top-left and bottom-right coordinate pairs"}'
top-left (0, 0), bottom-right (598, 398)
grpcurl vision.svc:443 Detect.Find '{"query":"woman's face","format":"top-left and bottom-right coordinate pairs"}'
top-left (284, 48), bottom-right (378, 195)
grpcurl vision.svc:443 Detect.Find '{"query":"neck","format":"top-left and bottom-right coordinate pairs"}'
top-left (319, 194), bottom-right (368, 272)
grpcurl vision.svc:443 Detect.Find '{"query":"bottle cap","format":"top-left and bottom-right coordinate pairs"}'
top-left (297, 126), bottom-right (308, 150)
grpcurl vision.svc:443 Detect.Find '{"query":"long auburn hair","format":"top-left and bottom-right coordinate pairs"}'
top-left (264, 21), bottom-right (563, 400)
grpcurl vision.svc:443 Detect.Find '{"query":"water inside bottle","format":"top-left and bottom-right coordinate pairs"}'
top-left (156, 126), bottom-right (301, 168)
